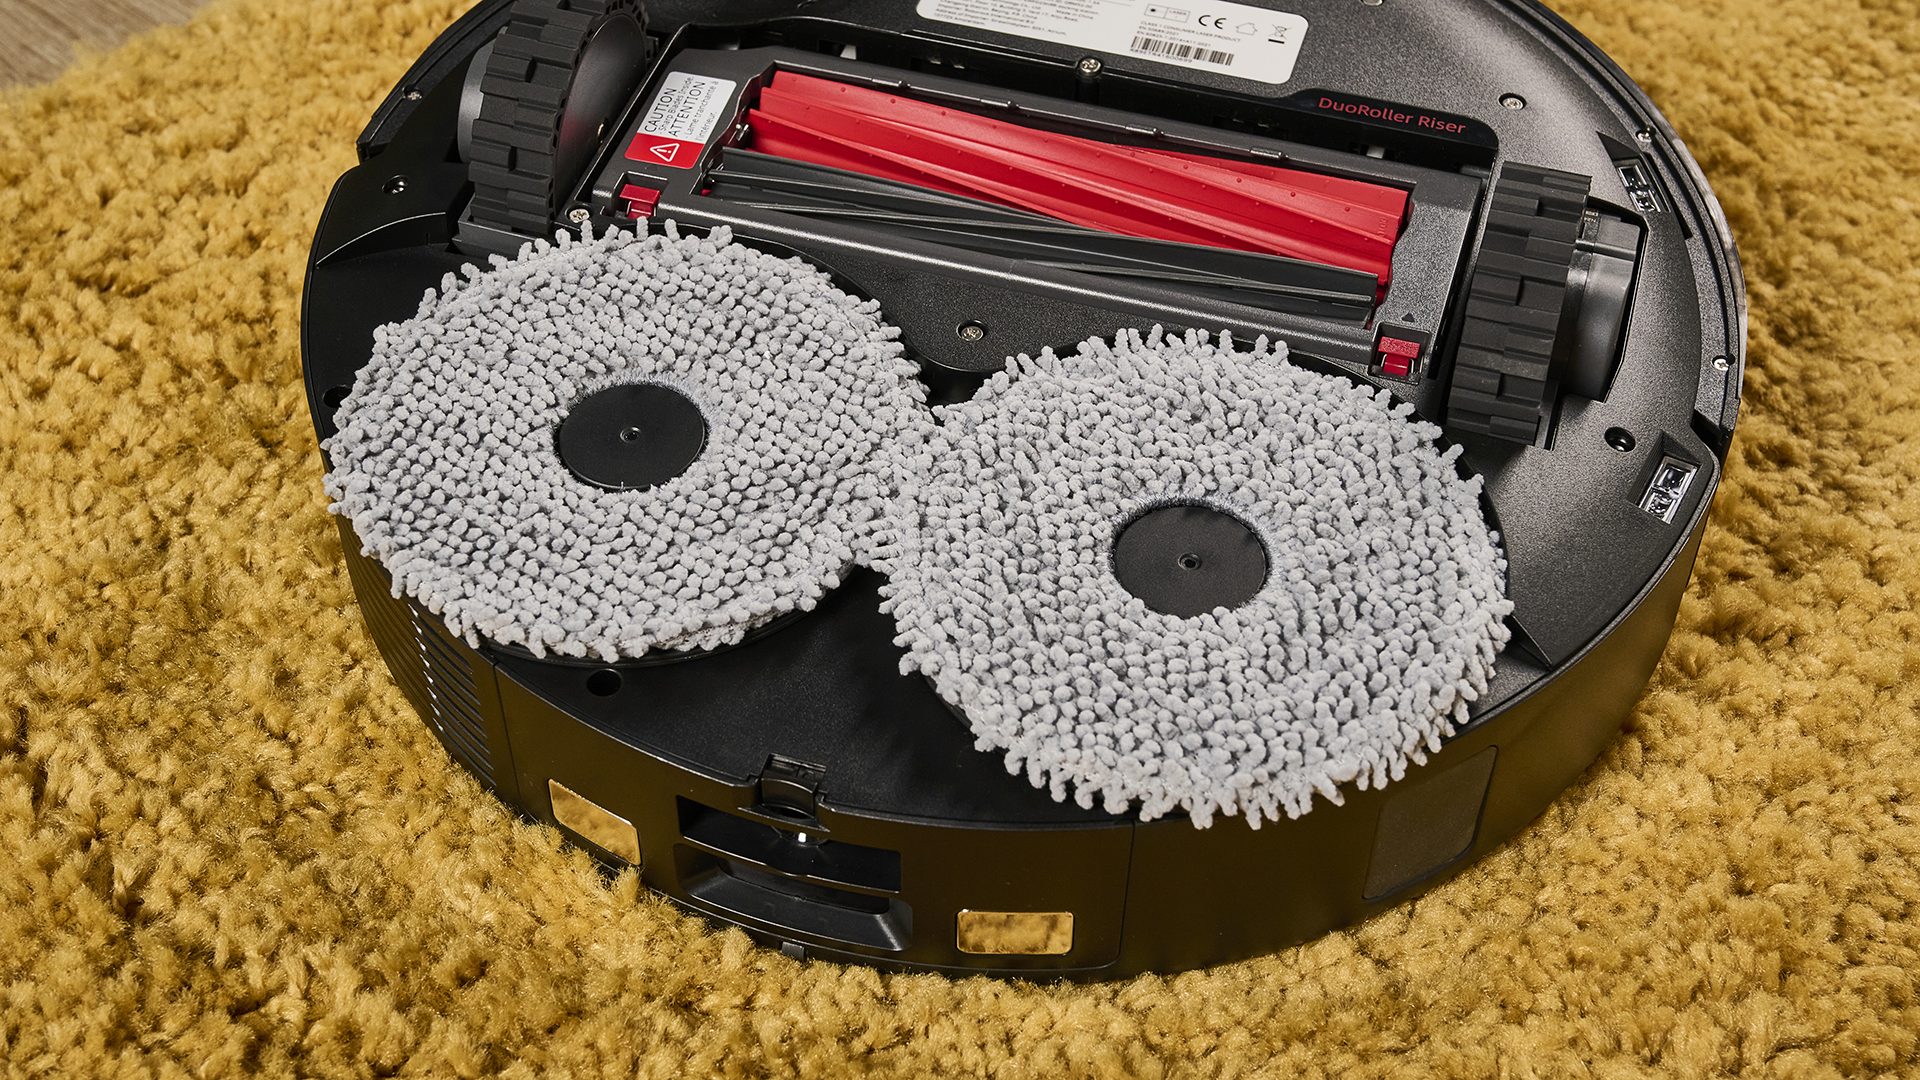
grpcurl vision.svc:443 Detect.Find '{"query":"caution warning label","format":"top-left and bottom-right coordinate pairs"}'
top-left (626, 71), bottom-right (738, 169)
top-left (626, 135), bottom-right (704, 168)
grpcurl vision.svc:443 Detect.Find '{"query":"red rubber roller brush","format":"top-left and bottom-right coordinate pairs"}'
top-left (747, 72), bottom-right (1405, 284)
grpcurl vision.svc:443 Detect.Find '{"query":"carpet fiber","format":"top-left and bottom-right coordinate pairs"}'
top-left (2, 0), bottom-right (1917, 1075)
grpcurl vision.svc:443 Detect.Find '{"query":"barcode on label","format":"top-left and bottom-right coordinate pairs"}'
top-left (1129, 35), bottom-right (1235, 66)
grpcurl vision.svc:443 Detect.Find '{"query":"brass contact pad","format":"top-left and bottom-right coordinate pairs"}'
top-left (548, 779), bottom-right (643, 866)
top-left (955, 911), bottom-right (1074, 955)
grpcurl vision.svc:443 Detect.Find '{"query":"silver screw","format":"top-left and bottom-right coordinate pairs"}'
top-left (958, 322), bottom-right (987, 342)
top-left (1713, 355), bottom-right (1730, 371)
top-left (567, 207), bottom-right (591, 225)
top-left (1635, 127), bottom-right (1655, 145)
top-left (1078, 56), bottom-right (1103, 76)
top-left (1500, 94), bottom-right (1526, 110)
top-left (1361, 0), bottom-right (1383, 7)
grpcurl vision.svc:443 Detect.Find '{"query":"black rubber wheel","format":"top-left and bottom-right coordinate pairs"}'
top-left (466, 0), bottom-right (651, 235)
top-left (1444, 163), bottom-right (1591, 445)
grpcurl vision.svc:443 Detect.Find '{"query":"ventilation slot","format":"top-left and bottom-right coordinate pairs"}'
top-left (411, 609), bottom-right (494, 786)
top-left (341, 545), bottom-right (432, 719)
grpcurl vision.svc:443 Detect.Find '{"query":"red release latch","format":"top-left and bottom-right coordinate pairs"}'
top-left (1377, 336), bottom-right (1421, 377)
top-left (618, 183), bottom-right (661, 219)
top-left (1372, 328), bottom-right (1430, 379)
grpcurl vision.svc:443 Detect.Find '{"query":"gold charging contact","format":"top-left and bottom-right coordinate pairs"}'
top-left (548, 779), bottom-right (643, 867)
top-left (956, 911), bottom-right (1075, 955)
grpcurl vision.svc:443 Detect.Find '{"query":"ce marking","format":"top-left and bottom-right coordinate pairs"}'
top-left (1197, 13), bottom-right (1229, 28)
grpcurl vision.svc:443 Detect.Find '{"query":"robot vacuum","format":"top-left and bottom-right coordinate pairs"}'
top-left (301, 0), bottom-right (1744, 978)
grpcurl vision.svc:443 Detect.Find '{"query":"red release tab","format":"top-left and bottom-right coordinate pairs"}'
top-left (1377, 337), bottom-right (1422, 358)
top-left (625, 134), bottom-right (704, 169)
top-left (1381, 354), bottom-right (1413, 377)
top-left (618, 183), bottom-right (661, 219)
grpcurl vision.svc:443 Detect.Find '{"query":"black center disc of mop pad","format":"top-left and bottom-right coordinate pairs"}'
top-left (558, 383), bottom-right (708, 491)
top-left (1112, 504), bottom-right (1269, 617)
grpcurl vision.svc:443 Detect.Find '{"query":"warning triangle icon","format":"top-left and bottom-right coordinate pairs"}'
top-left (649, 142), bottom-right (679, 163)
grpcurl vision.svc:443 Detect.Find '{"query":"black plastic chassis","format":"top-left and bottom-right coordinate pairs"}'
top-left (302, 0), bottom-right (1742, 978)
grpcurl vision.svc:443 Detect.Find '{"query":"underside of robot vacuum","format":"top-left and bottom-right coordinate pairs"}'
top-left (301, 0), bottom-right (1744, 978)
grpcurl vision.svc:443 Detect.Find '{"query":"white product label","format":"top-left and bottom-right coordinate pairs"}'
top-left (626, 72), bottom-right (739, 169)
top-left (916, 0), bottom-right (1308, 85)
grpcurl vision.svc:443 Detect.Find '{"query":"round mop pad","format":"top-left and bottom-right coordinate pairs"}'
top-left (323, 225), bottom-right (928, 661)
top-left (875, 328), bottom-right (1512, 827)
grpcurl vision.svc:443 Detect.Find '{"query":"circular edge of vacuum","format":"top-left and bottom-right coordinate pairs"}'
top-left (300, 0), bottom-right (1744, 978)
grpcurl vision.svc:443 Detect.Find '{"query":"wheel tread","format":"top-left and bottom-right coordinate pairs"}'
top-left (1445, 163), bottom-right (1593, 444)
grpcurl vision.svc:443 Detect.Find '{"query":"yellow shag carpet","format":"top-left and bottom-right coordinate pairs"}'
top-left (2, 0), bottom-right (1917, 1075)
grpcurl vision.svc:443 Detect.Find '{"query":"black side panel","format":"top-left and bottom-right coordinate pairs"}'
top-left (336, 519), bottom-right (520, 807)
top-left (1363, 746), bottom-right (1498, 898)
top-left (339, 524), bottom-right (431, 722)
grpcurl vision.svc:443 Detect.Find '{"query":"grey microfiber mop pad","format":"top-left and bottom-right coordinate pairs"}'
top-left (323, 224), bottom-right (928, 660)
top-left (876, 327), bottom-right (1513, 826)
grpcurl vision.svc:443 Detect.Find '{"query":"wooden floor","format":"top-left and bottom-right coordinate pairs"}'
top-left (0, 0), bottom-right (209, 88)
